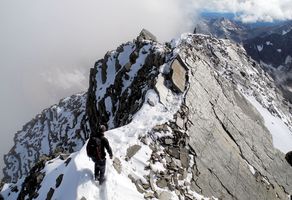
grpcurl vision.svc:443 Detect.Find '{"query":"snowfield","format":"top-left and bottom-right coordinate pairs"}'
top-left (2, 89), bottom-right (211, 200)
top-left (243, 94), bottom-right (292, 154)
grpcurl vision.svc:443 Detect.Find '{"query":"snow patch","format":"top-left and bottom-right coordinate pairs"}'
top-left (285, 55), bottom-right (292, 64)
top-left (257, 44), bottom-right (263, 52)
top-left (243, 95), bottom-right (292, 153)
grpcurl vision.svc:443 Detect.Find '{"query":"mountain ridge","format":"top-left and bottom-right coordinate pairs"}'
top-left (1, 31), bottom-right (292, 199)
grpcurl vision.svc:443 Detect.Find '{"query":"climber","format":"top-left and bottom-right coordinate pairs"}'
top-left (86, 124), bottom-right (113, 184)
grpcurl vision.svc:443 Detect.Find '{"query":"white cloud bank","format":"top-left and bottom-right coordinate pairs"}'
top-left (193, 0), bottom-right (292, 23)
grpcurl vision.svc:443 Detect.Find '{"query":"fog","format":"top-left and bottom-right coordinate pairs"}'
top-left (0, 0), bottom-right (191, 177)
top-left (1, 0), bottom-right (292, 178)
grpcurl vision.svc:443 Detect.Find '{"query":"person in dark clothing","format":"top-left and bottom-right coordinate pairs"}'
top-left (87, 125), bottom-right (113, 184)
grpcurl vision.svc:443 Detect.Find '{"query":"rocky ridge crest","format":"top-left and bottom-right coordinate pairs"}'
top-left (2, 31), bottom-right (292, 199)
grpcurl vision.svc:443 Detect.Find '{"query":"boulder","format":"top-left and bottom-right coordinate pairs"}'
top-left (156, 178), bottom-right (168, 188)
top-left (154, 74), bottom-right (168, 105)
top-left (126, 145), bottom-right (141, 160)
top-left (180, 148), bottom-right (189, 168)
top-left (153, 124), bottom-right (169, 132)
top-left (149, 172), bottom-right (156, 191)
top-left (134, 180), bottom-right (145, 194)
top-left (285, 151), bottom-right (292, 166)
top-left (55, 174), bottom-right (64, 188)
top-left (137, 29), bottom-right (157, 42)
top-left (159, 191), bottom-right (173, 200)
top-left (164, 138), bottom-right (174, 145)
top-left (113, 157), bottom-right (122, 174)
top-left (167, 147), bottom-right (180, 159)
top-left (176, 114), bottom-right (185, 129)
top-left (144, 192), bottom-right (155, 199)
top-left (170, 58), bottom-right (187, 93)
top-left (46, 188), bottom-right (54, 200)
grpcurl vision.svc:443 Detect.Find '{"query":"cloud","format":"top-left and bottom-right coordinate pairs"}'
top-left (192, 0), bottom-right (292, 23)
top-left (0, 0), bottom-right (192, 176)
top-left (41, 68), bottom-right (87, 90)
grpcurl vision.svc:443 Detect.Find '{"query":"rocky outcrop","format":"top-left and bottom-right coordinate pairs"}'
top-left (170, 58), bottom-right (188, 93)
top-left (122, 33), bottom-right (292, 199)
top-left (178, 34), bottom-right (292, 199)
top-left (286, 151), bottom-right (292, 166)
top-left (17, 155), bottom-right (52, 200)
top-left (2, 31), bottom-right (292, 199)
top-left (86, 30), bottom-right (168, 134)
top-left (244, 30), bottom-right (292, 102)
top-left (126, 145), bottom-right (141, 160)
top-left (3, 93), bottom-right (89, 182)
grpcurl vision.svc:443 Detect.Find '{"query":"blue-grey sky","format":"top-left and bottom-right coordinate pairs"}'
top-left (1, 0), bottom-right (292, 178)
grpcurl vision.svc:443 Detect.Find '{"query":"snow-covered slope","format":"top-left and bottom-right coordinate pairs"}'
top-left (2, 89), bottom-right (205, 200)
top-left (3, 93), bottom-right (89, 183)
top-left (1, 31), bottom-right (292, 199)
top-left (244, 30), bottom-right (292, 101)
top-left (3, 30), bottom-right (169, 183)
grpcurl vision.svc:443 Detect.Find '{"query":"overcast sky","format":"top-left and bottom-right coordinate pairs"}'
top-left (1, 0), bottom-right (292, 177)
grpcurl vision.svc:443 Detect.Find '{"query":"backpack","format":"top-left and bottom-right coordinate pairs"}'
top-left (86, 137), bottom-right (103, 160)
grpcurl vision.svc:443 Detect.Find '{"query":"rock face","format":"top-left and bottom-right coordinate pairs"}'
top-left (2, 31), bottom-right (292, 199)
top-left (3, 93), bottom-right (89, 182)
top-left (177, 34), bottom-right (292, 199)
top-left (197, 16), bottom-right (292, 102)
top-left (126, 145), bottom-right (141, 160)
top-left (244, 30), bottom-right (292, 102)
top-left (86, 30), bottom-right (167, 134)
top-left (196, 17), bottom-right (250, 43)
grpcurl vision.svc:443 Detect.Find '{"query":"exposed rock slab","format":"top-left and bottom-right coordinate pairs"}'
top-left (138, 29), bottom-right (157, 42)
top-left (126, 145), bottom-right (141, 160)
top-left (170, 59), bottom-right (187, 93)
top-left (155, 74), bottom-right (168, 106)
top-left (159, 191), bottom-right (173, 200)
top-left (180, 37), bottom-right (292, 199)
top-left (113, 157), bottom-right (122, 174)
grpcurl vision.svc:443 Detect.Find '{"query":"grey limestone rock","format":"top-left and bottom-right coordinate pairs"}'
top-left (144, 192), bottom-right (155, 199)
top-left (170, 58), bottom-right (187, 93)
top-left (156, 178), bottom-right (168, 188)
top-left (158, 191), bottom-right (173, 200)
top-left (113, 157), bottom-right (122, 174)
top-left (126, 145), bottom-right (142, 160)
top-left (179, 35), bottom-right (292, 199)
top-left (137, 29), bottom-right (157, 42)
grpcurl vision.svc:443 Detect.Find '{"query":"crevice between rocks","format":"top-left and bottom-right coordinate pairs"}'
top-left (209, 101), bottom-right (291, 197)
top-left (207, 168), bottom-right (238, 200)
